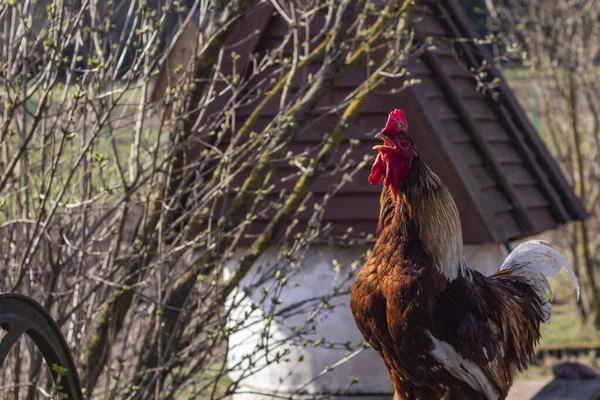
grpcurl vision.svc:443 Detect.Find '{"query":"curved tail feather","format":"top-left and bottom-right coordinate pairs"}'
top-left (499, 240), bottom-right (579, 322)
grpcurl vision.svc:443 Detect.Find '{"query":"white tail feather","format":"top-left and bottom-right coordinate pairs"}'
top-left (499, 240), bottom-right (579, 322)
top-left (425, 331), bottom-right (500, 400)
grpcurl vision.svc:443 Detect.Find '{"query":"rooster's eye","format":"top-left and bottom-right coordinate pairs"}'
top-left (400, 139), bottom-right (409, 147)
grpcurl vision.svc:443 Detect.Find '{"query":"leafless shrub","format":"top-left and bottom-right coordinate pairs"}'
top-left (0, 0), bottom-right (417, 398)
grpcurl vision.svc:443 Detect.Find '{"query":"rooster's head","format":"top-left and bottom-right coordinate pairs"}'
top-left (368, 109), bottom-right (416, 190)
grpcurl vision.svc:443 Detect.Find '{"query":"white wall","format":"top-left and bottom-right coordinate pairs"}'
top-left (464, 243), bottom-right (508, 276)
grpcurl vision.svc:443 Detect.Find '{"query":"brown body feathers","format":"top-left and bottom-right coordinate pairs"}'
top-left (351, 158), bottom-right (548, 400)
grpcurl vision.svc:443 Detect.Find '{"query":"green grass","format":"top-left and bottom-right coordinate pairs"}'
top-left (536, 274), bottom-right (596, 347)
top-left (539, 301), bottom-right (600, 348)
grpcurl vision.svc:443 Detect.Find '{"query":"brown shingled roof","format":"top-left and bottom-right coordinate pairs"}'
top-left (153, 0), bottom-right (585, 244)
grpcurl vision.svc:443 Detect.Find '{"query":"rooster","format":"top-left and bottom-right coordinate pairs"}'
top-left (350, 109), bottom-right (579, 400)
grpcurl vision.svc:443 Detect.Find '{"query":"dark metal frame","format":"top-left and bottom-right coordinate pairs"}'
top-left (0, 293), bottom-right (83, 400)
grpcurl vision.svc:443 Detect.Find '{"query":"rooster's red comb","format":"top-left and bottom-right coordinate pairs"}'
top-left (382, 109), bottom-right (408, 136)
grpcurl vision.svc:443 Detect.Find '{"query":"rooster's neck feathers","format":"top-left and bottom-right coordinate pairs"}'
top-left (377, 158), bottom-right (471, 281)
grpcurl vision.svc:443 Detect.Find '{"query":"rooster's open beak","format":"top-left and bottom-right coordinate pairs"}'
top-left (373, 132), bottom-right (395, 150)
